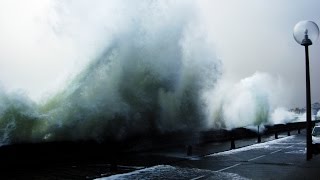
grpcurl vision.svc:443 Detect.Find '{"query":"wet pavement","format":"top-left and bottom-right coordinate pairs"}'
top-left (98, 130), bottom-right (320, 179)
top-left (2, 130), bottom-right (319, 179)
top-left (172, 134), bottom-right (315, 179)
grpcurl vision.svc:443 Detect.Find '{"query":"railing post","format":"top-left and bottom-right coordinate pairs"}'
top-left (110, 158), bottom-right (118, 172)
top-left (257, 125), bottom-right (261, 143)
top-left (187, 145), bottom-right (192, 156)
top-left (230, 136), bottom-right (235, 149)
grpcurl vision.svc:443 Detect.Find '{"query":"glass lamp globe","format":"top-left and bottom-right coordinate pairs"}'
top-left (293, 21), bottom-right (319, 46)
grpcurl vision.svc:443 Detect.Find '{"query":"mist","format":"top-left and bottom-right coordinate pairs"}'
top-left (1, 0), bottom-right (320, 106)
top-left (0, 0), bottom-right (319, 145)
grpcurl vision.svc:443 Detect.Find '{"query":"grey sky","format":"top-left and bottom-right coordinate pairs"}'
top-left (0, 0), bottom-right (319, 107)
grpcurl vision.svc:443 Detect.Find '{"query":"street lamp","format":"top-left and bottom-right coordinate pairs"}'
top-left (293, 20), bottom-right (319, 161)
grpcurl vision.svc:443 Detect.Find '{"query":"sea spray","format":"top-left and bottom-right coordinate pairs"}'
top-left (0, 89), bottom-right (46, 145)
top-left (205, 72), bottom-right (291, 130)
top-left (0, 1), bottom-right (299, 145)
top-left (34, 1), bottom-right (221, 142)
top-left (270, 108), bottom-right (297, 124)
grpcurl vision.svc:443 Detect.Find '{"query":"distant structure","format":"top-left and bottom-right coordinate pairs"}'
top-left (312, 102), bottom-right (320, 115)
top-left (290, 107), bottom-right (305, 114)
top-left (290, 102), bottom-right (320, 115)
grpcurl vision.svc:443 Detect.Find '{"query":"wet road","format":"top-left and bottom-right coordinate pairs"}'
top-left (173, 134), bottom-right (307, 179)
top-left (2, 130), bottom-right (319, 179)
top-left (98, 130), bottom-right (319, 179)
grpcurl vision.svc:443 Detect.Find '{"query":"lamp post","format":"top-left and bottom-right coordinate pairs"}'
top-left (293, 21), bottom-right (319, 161)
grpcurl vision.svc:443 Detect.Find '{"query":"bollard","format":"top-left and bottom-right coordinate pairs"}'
top-left (257, 134), bottom-right (261, 143)
top-left (288, 131), bottom-right (291, 136)
top-left (298, 128), bottom-right (301, 134)
top-left (230, 137), bottom-right (235, 150)
top-left (275, 132), bottom-right (278, 139)
top-left (110, 159), bottom-right (118, 172)
top-left (187, 145), bottom-right (192, 156)
top-left (257, 125), bottom-right (262, 143)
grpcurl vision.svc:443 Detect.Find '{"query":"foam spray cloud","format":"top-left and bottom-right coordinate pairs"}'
top-left (0, 0), bottom-right (296, 145)
top-left (204, 72), bottom-right (290, 130)
top-left (0, 0), bottom-right (223, 144)
top-left (40, 0), bottom-right (221, 141)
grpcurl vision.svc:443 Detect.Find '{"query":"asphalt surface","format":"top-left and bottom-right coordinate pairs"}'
top-left (98, 130), bottom-right (320, 180)
top-left (172, 132), bottom-right (320, 180)
top-left (2, 130), bottom-right (320, 179)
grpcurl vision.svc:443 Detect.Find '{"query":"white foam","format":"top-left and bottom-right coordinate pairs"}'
top-left (95, 165), bottom-right (248, 180)
top-left (206, 136), bottom-right (296, 157)
top-left (285, 150), bottom-right (305, 154)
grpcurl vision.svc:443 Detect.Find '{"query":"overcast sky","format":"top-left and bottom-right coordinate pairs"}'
top-left (0, 0), bottom-right (319, 107)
